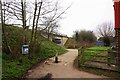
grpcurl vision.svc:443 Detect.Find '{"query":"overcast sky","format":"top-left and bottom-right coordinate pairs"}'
top-left (2, 0), bottom-right (114, 37)
top-left (57, 0), bottom-right (114, 37)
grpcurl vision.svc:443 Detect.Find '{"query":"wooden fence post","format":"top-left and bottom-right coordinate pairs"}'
top-left (107, 49), bottom-right (111, 66)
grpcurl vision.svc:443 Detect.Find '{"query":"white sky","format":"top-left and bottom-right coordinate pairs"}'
top-left (58, 0), bottom-right (114, 37)
top-left (2, 0), bottom-right (114, 37)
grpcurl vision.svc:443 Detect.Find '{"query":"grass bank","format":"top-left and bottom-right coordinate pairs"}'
top-left (2, 26), bottom-right (67, 78)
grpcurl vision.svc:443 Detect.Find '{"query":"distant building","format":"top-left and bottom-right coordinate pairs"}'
top-left (52, 37), bottom-right (62, 45)
top-left (41, 32), bottom-right (68, 46)
top-left (50, 34), bottom-right (68, 46)
top-left (95, 41), bottom-right (104, 46)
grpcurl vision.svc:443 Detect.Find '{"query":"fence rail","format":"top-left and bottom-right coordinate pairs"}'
top-left (78, 47), bottom-right (120, 72)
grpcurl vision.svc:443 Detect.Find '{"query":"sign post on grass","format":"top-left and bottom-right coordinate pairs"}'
top-left (113, 0), bottom-right (120, 70)
top-left (22, 45), bottom-right (29, 54)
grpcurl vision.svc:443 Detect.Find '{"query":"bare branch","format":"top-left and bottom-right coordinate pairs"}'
top-left (96, 21), bottom-right (115, 37)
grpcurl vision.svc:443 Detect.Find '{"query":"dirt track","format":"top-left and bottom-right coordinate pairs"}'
top-left (25, 49), bottom-right (107, 78)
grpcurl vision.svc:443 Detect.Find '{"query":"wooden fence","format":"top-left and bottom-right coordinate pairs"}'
top-left (78, 47), bottom-right (120, 72)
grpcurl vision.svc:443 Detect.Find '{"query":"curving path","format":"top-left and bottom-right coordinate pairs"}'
top-left (25, 49), bottom-right (107, 78)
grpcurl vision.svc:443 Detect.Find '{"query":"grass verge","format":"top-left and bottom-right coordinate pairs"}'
top-left (76, 46), bottom-right (120, 78)
top-left (2, 26), bottom-right (67, 78)
top-left (2, 41), bottom-right (67, 78)
top-left (78, 46), bottom-right (109, 65)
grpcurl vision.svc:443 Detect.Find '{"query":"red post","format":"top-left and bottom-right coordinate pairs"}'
top-left (114, 0), bottom-right (120, 28)
top-left (114, 0), bottom-right (120, 69)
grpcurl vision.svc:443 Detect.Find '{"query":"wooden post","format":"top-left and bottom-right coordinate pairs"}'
top-left (107, 50), bottom-right (111, 66)
top-left (78, 48), bottom-right (80, 56)
top-left (78, 46), bottom-right (84, 56)
top-left (55, 50), bottom-right (58, 63)
top-left (115, 29), bottom-right (120, 69)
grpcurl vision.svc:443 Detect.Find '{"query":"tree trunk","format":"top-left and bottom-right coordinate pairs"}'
top-left (30, 0), bottom-right (37, 45)
top-left (0, 0), bottom-right (12, 54)
top-left (34, 1), bottom-right (42, 42)
top-left (21, 0), bottom-right (26, 45)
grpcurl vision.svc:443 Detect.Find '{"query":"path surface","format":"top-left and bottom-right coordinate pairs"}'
top-left (25, 49), bottom-right (107, 78)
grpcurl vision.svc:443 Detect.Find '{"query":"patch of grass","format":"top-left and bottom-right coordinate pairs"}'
top-left (101, 57), bottom-right (108, 61)
top-left (0, 52), bottom-right (2, 79)
top-left (78, 46), bottom-right (110, 66)
top-left (0, 53), bottom-right (2, 66)
top-left (2, 43), bottom-right (67, 78)
top-left (84, 50), bottom-right (101, 55)
top-left (64, 38), bottom-right (76, 49)
top-left (87, 46), bottom-right (110, 51)
top-left (2, 41), bottom-right (67, 78)
top-left (76, 46), bottom-right (120, 78)
top-left (2, 26), bottom-right (67, 78)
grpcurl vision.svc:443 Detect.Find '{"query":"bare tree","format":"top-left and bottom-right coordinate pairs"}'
top-left (96, 21), bottom-right (115, 46)
top-left (43, 19), bottom-right (60, 40)
top-left (0, 0), bottom-right (13, 54)
top-left (2, 0), bottom-right (71, 53)
top-left (2, 0), bottom-right (22, 25)
top-left (34, 0), bottom-right (43, 42)
top-left (39, 1), bottom-right (71, 40)
top-left (29, 0), bottom-right (43, 52)
top-left (21, 0), bottom-right (26, 29)
top-left (97, 22), bottom-right (115, 37)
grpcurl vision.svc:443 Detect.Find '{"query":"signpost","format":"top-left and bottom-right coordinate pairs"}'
top-left (114, 0), bottom-right (120, 70)
top-left (22, 45), bottom-right (29, 54)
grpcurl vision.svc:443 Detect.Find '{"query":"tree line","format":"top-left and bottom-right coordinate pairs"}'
top-left (73, 21), bottom-right (115, 47)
